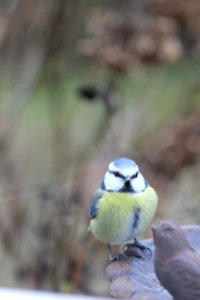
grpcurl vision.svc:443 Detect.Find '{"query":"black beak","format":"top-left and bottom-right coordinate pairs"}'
top-left (120, 180), bottom-right (132, 192)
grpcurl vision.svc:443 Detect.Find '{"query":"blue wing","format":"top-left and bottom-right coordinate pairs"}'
top-left (89, 189), bottom-right (104, 219)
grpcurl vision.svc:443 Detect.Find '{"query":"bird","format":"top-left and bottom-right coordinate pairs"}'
top-left (88, 157), bottom-right (158, 262)
top-left (152, 220), bottom-right (200, 300)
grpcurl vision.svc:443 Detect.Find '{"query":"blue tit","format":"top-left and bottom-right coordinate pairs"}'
top-left (88, 157), bottom-right (158, 262)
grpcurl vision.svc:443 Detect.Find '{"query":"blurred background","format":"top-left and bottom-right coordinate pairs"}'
top-left (0, 0), bottom-right (199, 297)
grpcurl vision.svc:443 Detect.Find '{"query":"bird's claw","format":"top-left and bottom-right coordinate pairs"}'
top-left (109, 252), bottom-right (126, 262)
top-left (123, 242), bottom-right (152, 259)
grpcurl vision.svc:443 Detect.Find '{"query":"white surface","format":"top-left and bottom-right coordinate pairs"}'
top-left (0, 288), bottom-right (109, 300)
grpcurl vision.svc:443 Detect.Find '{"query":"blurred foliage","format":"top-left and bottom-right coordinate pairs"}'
top-left (0, 0), bottom-right (199, 298)
top-left (78, 0), bottom-right (200, 70)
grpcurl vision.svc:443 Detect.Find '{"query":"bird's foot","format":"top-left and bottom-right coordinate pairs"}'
top-left (123, 240), bottom-right (152, 259)
top-left (123, 246), bottom-right (143, 259)
top-left (109, 252), bottom-right (126, 262)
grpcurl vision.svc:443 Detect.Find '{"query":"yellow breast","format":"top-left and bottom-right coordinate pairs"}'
top-left (90, 186), bottom-right (158, 245)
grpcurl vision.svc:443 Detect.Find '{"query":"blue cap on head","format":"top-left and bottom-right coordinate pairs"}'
top-left (112, 157), bottom-right (137, 168)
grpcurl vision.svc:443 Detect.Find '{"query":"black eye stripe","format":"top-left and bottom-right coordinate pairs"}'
top-left (131, 171), bottom-right (139, 179)
top-left (109, 170), bottom-right (139, 179)
top-left (109, 170), bottom-right (125, 179)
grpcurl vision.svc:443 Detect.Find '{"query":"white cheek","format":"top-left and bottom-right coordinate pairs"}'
top-left (104, 172), bottom-right (124, 192)
top-left (131, 173), bottom-right (146, 193)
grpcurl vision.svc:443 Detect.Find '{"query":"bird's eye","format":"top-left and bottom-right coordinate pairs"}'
top-left (108, 170), bottom-right (125, 179)
top-left (131, 171), bottom-right (139, 179)
top-left (113, 171), bottom-right (122, 177)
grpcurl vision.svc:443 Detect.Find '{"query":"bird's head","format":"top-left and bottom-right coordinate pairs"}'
top-left (152, 220), bottom-right (190, 255)
top-left (101, 158), bottom-right (148, 193)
